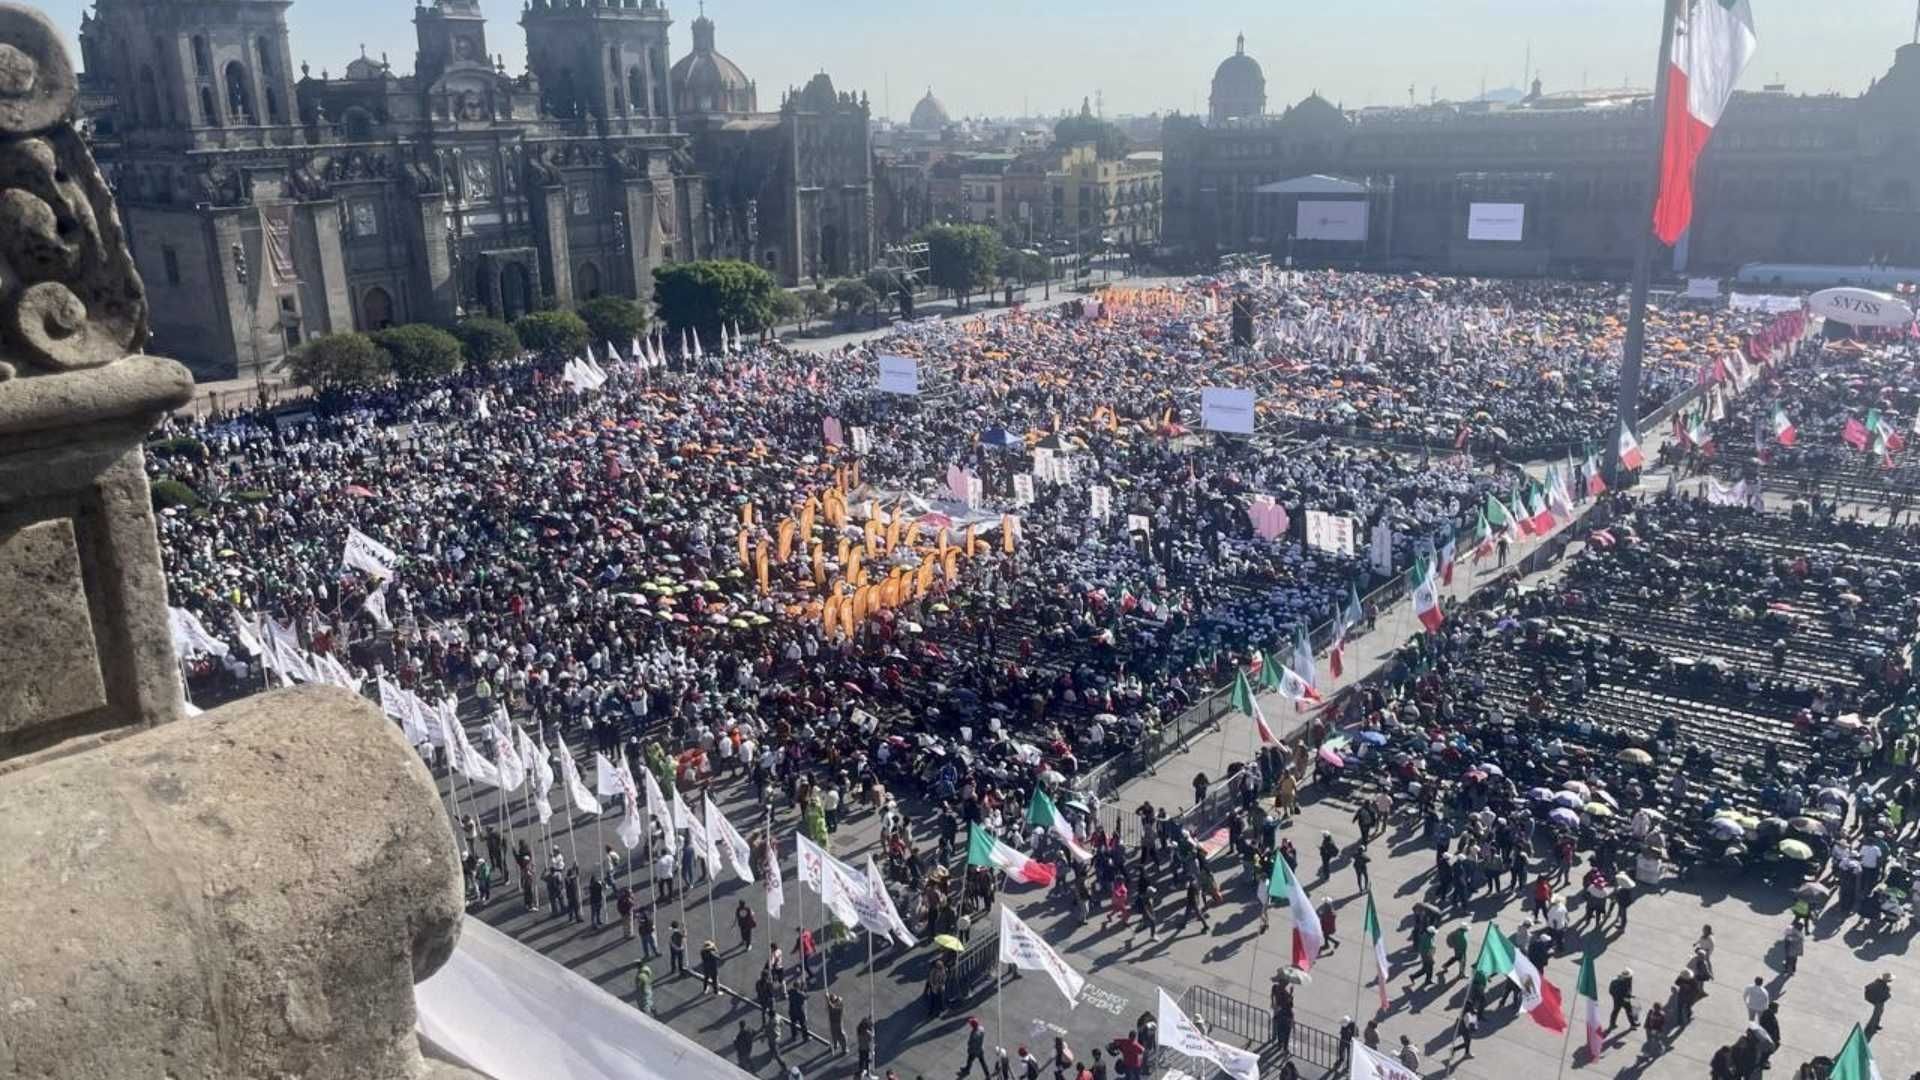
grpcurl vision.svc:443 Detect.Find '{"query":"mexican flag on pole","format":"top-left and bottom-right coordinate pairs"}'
top-left (1277, 663), bottom-right (1322, 708)
top-left (1291, 625), bottom-right (1316, 693)
top-left (1651, 0), bottom-right (1757, 244)
top-left (1474, 925), bottom-right (1566, 1033)
top-left (1843, 416), bottom-right (1871, 451)
top-left (1267, 851), bottom-right (1324, 971)
top-left (1027, 787), bottom-right (1093, 862)
top-left (1257, 649), bottom-right (1284, 692)
top-left (1546, 466), bottom-right (1575, 523)
top-left (1331, 583), bottom-right (1363, 679)
top-left (1524, 483), bottom-right (1555, 534)
top-left (968, 824), bottom-right (1055, 886)
top-left (1412, 562), bottom-right (1445, 633)
top-left (1437, 531), bottom-right (1457, 586)
top-left (1230, 669), bottom-right (1281, 747)
top-left (1686, 408), bottom-right (1716, 453)
top-left (1576, 953), bottom-right (1604, 1061)
top-left (1470, 508), bottom-right (1495, 562)
top-left (1484, 493), bottom-right (1522, 545)
top-left (1772, 405), bottom-right (1797, 446)
top-left (1584, 451), bottom-right (1608, 496)
top-left (1829, 1022), bottom-right (1884, 1080)
top-left (1617, 420), bottom-right (1645, 471)
top-left (1868, 409), bottom-right (1907, 453)
top-left (1364, 892), bottom-right (1390, 1010)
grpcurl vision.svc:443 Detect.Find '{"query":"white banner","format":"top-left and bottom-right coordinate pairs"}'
top-left (1348, 1041), bottom-right (1422, 1080)
top-left (1306, 510), bottom-right (1357, 556)
top-left (1369, 518), bottom-right (1394, 576)
top-left (876, 354), bottom-right (920, 395)
top-left (1296, 200), bottom-right (1368, 242)
top-left (167, 606), bottom-right (231, 659)
top-left (999, 906), bottom-right (1085, 1007)
top-left (704, 795), bottom-right (756, 884)
top-left (1155, 987), bottom-right (1258, 1080)
top-left (1466, 202), bottom-right (1526, 243)
top-left (849, 426), bottom-right (872, 454)
top-left (1200, 387), bottom-right (1256, 435)
top-left (341, 526), bottom-right (400, 582)
top-left (1012, 473), bottom-right (1035, 507)
top-left (1088, 485), bottom-right (1112, 521)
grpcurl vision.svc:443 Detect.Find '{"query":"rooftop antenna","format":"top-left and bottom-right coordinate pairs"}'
top-left (1523, 40), bottom-right (1531, 95)
top-left (884, 70), bottom-right (890, 122)
top-left (1095, 89), bottom-right (1103, 118)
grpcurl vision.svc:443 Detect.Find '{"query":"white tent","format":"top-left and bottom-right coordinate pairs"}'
top-left (416, 918), bottom-right (755, 1080)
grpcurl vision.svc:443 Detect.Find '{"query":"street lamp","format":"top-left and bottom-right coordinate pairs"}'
top-left (232, 241), bottom-right (265, 408)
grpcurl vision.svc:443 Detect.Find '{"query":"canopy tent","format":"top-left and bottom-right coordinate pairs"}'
top-left (416, 917), bottom-right (756, 1080)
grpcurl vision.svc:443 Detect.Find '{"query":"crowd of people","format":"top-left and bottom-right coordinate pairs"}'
top-left (146, 267), bottom-right (1877, 1078)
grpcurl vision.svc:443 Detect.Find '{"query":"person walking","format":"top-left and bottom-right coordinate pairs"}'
top-left (737, 899), bottom-right (758, 952)
top-left (1743, 977), bottom-right (1770, 1021)
top-left (1694, 925), bottom-right (1716, 981)
top-left (588, 872), bottom-right (605, 928)
top-left (1451, 1008), bottom-right (1479, 1059)
top-left (857, 1015), bottom-right (875, 1076)
top-left (1318, 900), bottom-right (1339, 952)
top-left (1608, 968), bottom-right (1638, 1031)
top-left (1396, 1035), bottom-right (1421, 1071)
top-left (958, 1017), bottom-right (992, 1079)
top-left (1444, 923), bottom-right (1470, 979)
top-left (1781, 922), bottom-right (1804, 976)
top-left (1352, 845), bottom-right (1372, 893)
top-left (616, 886), bottom-right (634, 940)
top-left (732, 1020), bottom-right (756, 1070)
top-left (756, 969), bottom-right (778, 1031)
top-left (669, 920), bottom-right (687, 976)
top-left (637, 903), bottom-right (658, 958)
top-left (1415, 923), bottom-right (1437, 985)
top-left (1317, 832), bottom-right (1339, 883)
top-left (633, 962), bottom-right (654, 1016)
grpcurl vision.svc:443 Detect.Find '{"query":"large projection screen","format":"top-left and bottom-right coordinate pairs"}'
top-left (1467, 202), bottom-right (1527, 242)
top-left (1296, 200), bottom-right (1368, 242)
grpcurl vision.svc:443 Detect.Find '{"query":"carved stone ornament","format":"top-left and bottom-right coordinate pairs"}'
top-left (0, 6), bottom-right (144, 381)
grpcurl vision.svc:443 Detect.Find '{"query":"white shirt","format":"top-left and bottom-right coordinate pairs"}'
top-left (1743, 984), bottom-right (1770, 1014)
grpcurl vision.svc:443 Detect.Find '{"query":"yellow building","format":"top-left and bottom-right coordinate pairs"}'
top-left (1048, 144), bottom-right (1162, 249)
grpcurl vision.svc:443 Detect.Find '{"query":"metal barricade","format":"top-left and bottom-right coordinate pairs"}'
top-left (949, 927), bottom-right (999, 999)
top-left (1174, 983), bottom-right (1344, 1073)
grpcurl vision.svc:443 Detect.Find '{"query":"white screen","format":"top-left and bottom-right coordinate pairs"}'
top-left (1467, 202), bottom-right (1526, 242)
top-left (1295, 201), bottom-right (1368, 242)
top-left (1200, 387), bottom-right (1257, 435)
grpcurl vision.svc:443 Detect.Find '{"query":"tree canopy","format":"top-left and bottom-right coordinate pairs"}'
top-left (651, 260), bottom-right (781, 344)
top-left (373, 324), bottom-right (465, 383)
top-left (513, 310), bottom-right (591, 362)
top-left (288, 331), bottom-right (390, 390)
top-left (916, 223), bottom-right (1004, 309)
top-left (450, 317), bottom-right (521, 370)
top-left (577, 296), bottom-right (649, 347)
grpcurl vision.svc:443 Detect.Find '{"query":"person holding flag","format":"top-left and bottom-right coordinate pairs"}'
top-left (1268, 849), bottom-right (1325, 971)
top-left (1364, 892), bottom-right (1391, 1011)
top-left (1412, 559), bottom-right (1445, 633)
top-left (1330, 582), bottom-right (1363, 679)
top-left (1026, 787), bottom-right (1092, 861)
top-left (1575, 953), bottom-right (1605, 1062)
top-left (967, 824), bottom-right (1054, 887)
top-left (1229, 668), bottom-right (1280, 747)
top-left (1474, 924), bottom-right (1566, 1033)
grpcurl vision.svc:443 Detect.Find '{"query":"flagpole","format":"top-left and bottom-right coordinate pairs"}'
top-left (1554, 971), bottom-right (1578, 1080)
top-left (994, 903), bottom-right (1005, 1064)
top-left (1604, 0), bottom-right (1683, 487)
top-left (866, 926), bottom-right (877, 1065)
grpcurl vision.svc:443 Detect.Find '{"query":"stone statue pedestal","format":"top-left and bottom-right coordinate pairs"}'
top-left (0, 5), bottom-right (486, 1075)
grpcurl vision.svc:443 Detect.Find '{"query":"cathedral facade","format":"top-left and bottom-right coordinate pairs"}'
top-left (1164, 35), bottom-right (1920, 277)
top-left (76, 0), bottom-right (871, 379)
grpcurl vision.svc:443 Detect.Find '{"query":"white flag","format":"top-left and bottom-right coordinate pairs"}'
top-left (231, 613), bottom-right (267, 657)
top-left (167, 606), bottom-right (231, 659)
top-left (341, 526), bottom-right (400, 582)
top-left (642, 767), bottom-right (674, 834)
top-left (493, 730), bottom-right (525, 793)
top-left (1000, 906), bottom-right (1086, 1007)
top-left (765, 834), bottom-right (786, 921)
top-left (1156, 987), bottom-right (1258, 1080)
top-left (457, 722), bottom-right (501, 787)
top-left (519, 726), bottom-right (553, 824)
top-left (553, 734), bottom-right (602, 816)
top-left (797, 833), bottom-right (859, 927)
top-left (1346, 1041), bottom-right (1422, 1080)
top-left (594, 752), bottom-right (625, 799)
top-left (617, 790), bottom-right (644, 850)
top-left (672, 788), bottom-right (712, 865)
top-left (362, 586), bottom-right (391, 630)
top-left (436, 700), bottom-right (466, 774)
top-left (864, 854), bottom-right (917, 947)
top-left (704, 795), bottom-right (756, 883)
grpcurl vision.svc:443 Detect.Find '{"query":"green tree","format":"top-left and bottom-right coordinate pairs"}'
top-left (916, 223), bottom-right (1003, 310)
top-left (288, 331), bottom-right (390, 390)
top-left (651, 259), bottom-right (781, 344)
top-left (513, 309), bottom-right (591, 362)
top-left (373, 324), bottom-right (465, 383)
top-left (768, 289), bottom-right (804, 328)
top-left (450, 317), bottom-right (521, 370)
top-left (799, 287), bottom-right (833, 329)
top-left (577, 296), bottom-right (649, 348)
top-left (150, 477), bottom-right (201, 511)
top-left (863, 267), bottom-right (903, 298)
top-left (830, 279), bottom-right (881, 324)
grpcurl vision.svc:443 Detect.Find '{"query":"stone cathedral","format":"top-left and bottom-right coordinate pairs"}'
top-left (74, 0), bottom-right (873, 379)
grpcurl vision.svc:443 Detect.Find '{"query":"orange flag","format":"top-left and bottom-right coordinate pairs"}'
top-left (822, 596), bottom-right (839, 636)
top-left (941, 548), bottom-right (960, 582)
top-left (884, 509), bottom-right (904, 555)
top-left (915, 557), bottom-right (935, 597)
top-left (864, 517), bottom-right (880, 559)
top-left (737, 528), bottom-right (751, 570)
top-left (811, 542), bottom-right (826, 587)
top-left (740, 502), bottom-right (754, 528)
top-left (755, 539), bottom-right (770, 593)
top-left (777, 519), bottom-right (797, 563)
top-left (846, 547), bottom-right (864, 586)
top-left (963, 523), bottom-right (979, 557)
top-left (1002, 513), bottom-right (1019, 555)
top-left (799, 496), bottom-right (817, 541)
top-left (836, 537), bottom-right (851, 572)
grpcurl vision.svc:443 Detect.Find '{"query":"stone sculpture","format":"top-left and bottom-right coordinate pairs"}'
top-left (0, 5), bottom-right (484, 1076)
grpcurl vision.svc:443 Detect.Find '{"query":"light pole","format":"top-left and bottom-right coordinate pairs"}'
top-left (446, 210), bottom-right (466, 319)
top-left (232, 242), bottom-right (265, 408)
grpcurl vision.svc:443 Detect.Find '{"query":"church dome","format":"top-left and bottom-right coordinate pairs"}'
top-left (1209, 33), bottom-right (1266, 123)
top-left (909, 88), bottom-right (950, 131)
top-left (671, 13), bottom-right (756, 116)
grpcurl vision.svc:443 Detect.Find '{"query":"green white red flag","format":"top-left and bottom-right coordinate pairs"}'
top-left (1653, 0), bottom-right (1757, 243)
top-left (1576, 953), bottom-right (1604, 1060)
top-left (1364, 892), bottom-right (1390, 1010)
top-left (1027, 786), bottom-right (1092, 861)
top-left (1267, 851), bottom-right (1323, 971)
top-left (968, 824), bottom-right (1054, 886)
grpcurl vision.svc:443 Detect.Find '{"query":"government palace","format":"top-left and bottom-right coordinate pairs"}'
top-left (1165, 33), bottom-right (1920, 278)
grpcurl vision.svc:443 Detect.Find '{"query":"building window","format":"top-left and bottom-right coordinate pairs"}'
top-left (256, 36), bottom-right (275, 76)
top-left (571, 186), bottom-right (591, 216)
top-left (162, 246), bottom-right (181, 286)
top-left (192, 36), bottom-right (211, 77)
top-left (350, 200), bottom-right (379, 237)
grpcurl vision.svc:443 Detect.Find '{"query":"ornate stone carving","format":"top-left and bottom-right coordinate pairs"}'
top-left (0, 8), bottom-right (143, 381)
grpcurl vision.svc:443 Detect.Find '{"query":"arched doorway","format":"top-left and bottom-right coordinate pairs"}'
top-left (361, 286), bottom-right (394, 330)
top-left (574, 261), bottom-right (602, 299)
top-left (500, 263), bottom-right (532, 320)
top-left (820, 224), bottom-right (843, 277)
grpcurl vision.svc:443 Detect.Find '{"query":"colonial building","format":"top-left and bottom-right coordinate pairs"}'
top-left (76, 0), bottom-right (871, 379)
top-left (1165, 35), bottom-right (1920, 275)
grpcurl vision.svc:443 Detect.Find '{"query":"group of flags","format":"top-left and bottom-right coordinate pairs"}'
top-left (1841, 409), bottom-right (1909, 468)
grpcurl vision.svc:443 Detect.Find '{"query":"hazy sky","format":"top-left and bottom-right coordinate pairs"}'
top-left (49, 0), bottom-right (1920, 121)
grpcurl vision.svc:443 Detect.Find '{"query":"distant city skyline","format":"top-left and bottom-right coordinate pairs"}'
top-left (51, 0), bottom-right (1919, 121)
